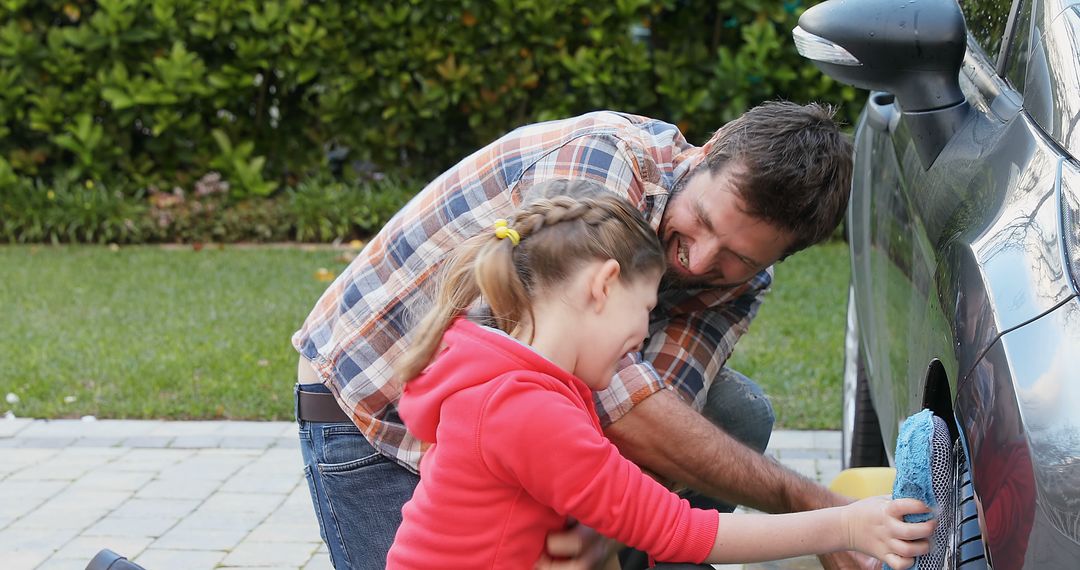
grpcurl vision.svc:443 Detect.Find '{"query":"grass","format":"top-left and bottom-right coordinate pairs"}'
top-left (0, 244), bottom-right (353, 420)
top-left (727, 240), bottom-right (850, 430)
top-left (1, 241), bottom-right (850, 428)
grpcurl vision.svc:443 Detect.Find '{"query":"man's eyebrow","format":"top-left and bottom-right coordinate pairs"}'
top-left (734, 251), bottom-right (761, 268)
top-left (693, 198), bottom-right (715, 233)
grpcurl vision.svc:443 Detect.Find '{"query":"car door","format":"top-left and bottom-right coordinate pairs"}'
top-left (850, 0), bottom-right (1071, 451)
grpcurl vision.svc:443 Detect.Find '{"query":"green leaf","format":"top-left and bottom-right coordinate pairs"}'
top-left (211, 129), bottom-right (234, 155)
top-left (101, 87), bottom-right (134, 110)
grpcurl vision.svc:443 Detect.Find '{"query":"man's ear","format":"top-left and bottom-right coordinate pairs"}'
top-left (587, 259), bottom-right (622, 312)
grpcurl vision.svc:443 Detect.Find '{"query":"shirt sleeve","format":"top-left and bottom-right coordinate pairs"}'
top-left (477, 379), bottom-right (718, 564)
top-left (593, 268), bottom-right (772, 426)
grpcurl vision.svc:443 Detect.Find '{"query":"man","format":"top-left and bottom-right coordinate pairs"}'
top-left (293, 101), bottom-right (860, 569)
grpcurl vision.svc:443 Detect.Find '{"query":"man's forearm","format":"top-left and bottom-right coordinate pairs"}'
top-left (604, 389), bottom-right (851, 514)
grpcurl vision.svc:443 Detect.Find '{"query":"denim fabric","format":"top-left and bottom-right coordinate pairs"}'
top-left (296, 383), bottom-right (419, 570)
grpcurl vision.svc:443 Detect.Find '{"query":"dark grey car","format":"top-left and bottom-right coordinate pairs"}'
top-left (794, 0), bottom-right (1080, 568)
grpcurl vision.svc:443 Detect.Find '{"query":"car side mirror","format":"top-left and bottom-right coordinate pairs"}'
top-left (793, 0), bottom-right (972, 168)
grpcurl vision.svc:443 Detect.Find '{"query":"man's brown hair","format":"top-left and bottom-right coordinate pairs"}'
top-left (704, 100), bottom-right (853, 255)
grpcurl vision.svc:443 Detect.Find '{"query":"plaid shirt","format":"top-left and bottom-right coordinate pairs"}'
top-left (292, 111), bottom-right (772, 472)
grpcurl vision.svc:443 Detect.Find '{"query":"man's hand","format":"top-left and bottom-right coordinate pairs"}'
top-left (535, 521), bottom-right (621, 570)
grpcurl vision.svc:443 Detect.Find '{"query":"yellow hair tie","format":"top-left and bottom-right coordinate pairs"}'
top-left (493, 219), bottom-right (520, 245)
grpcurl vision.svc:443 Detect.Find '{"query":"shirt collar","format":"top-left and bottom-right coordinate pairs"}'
top-left (641, 144), bottom-right (707, 232)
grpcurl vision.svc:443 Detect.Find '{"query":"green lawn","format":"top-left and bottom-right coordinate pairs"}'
top-left (0, 245), bottom-right (350, 420)
top-left (728, 241), bottom-right (850, 429)
top-left (1, 242), bottom-right (850, 428)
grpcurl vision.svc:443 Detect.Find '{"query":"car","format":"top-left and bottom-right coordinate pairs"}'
top-left (793, 0), bottom-right (1080, 568)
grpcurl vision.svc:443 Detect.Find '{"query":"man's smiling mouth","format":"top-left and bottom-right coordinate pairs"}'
top-left (677, 238), bottom-right (690, 270)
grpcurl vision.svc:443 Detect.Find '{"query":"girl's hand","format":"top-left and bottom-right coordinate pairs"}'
top-left (840, 496), bottom-right (937, 570)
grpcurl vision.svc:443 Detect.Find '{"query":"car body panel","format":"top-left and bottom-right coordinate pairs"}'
top-left (956, 297), bottom-right (1080, 567)
top-left (800, 0), bottom-right (1080, 563)
top-left (850, 47), bottom-right (1072, 451)
top-left (1020, 2), bottom-right (1080, 157)
top-left (943, 124), bottom-right (1070, 365)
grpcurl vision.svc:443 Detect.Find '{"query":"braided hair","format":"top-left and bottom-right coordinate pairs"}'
top-left (395, 179), bottom-right (665, 383)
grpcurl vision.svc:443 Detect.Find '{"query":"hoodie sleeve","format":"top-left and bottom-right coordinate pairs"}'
top-left (476, 377), bottom-right (717, 564)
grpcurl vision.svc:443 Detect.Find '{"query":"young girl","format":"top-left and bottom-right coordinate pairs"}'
top-left (386, 187), bottom-right (934, 569)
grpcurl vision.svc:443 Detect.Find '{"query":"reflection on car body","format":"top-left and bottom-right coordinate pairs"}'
top-left (795, 0), bottom-right (1080, 567)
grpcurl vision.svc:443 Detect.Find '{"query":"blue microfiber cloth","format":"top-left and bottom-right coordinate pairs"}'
top-left (891, 409), bottom-right (938, 521)
top-left (885, 409), bottom-right (938, 570)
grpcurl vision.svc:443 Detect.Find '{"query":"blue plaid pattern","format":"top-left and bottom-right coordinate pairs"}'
top-left (293, 111), bottom-right (771, 471)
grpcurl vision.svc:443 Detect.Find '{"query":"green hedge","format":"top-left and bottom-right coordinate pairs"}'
top-left (0, 172), bottom-right (418, 244)
top-left (0, 0), bottom-right (856, 199)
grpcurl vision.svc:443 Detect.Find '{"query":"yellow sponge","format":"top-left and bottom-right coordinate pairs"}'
top-left (829, 467), bottom-right (897, 499)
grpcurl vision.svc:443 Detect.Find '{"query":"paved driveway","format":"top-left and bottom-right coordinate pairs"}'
top-left (0, 418), bottom-right (841, 570)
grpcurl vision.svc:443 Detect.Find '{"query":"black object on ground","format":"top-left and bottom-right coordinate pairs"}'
top-left (85, 549), bottom-right (148, 570)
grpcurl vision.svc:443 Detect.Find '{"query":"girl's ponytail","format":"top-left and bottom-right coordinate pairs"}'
top-left (473, 229), bottom-right (535, 342)
top-left (395, 179), bottom-right (665, 383)
top-left (394, 227), bottom-right (534, 383)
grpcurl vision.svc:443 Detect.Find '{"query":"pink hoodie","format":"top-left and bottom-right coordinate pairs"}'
top-left (386, 318), bottom-right (717, 569)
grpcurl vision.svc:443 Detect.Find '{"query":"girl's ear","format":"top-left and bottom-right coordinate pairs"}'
top-left (587, 259), bottom-right (622, 312)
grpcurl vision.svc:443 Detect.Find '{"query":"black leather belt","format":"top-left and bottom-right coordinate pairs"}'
top-left (296, 389), bottom-right (352, 423)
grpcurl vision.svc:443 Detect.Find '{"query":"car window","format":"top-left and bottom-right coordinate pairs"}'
top-left (961, 0), bottom-right (1015, 61)
top-left (1004, 0), bottom-right (1034, 90)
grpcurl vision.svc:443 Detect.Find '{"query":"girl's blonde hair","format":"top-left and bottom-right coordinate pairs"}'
top-left (396, 179), bottom-right (666, 382)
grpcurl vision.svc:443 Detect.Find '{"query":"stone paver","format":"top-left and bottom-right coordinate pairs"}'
top-left (133, 548), bottom-right (227, 570)
top-left (0, 419), bottom-right (843, 570)
top-left (136, 478), bottom-right (222, 501)
top-left (767, 429), bottom-right (817, 449)
top-left (0, 417), bottom-right (33, 438)
top-left (220, 541), bottom-right (320, 567)
top-left (110, 498), bottom-right (201, 519)
top-left (153, 527), bottom-right (249, 551)
top-left (46, 536), bottom-right (154, 564)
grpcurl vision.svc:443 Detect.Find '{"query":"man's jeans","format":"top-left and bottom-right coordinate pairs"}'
top-left (296, 383), bottom-right (419, 570)
top-left (296, 368), bottom-right (774, 570)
